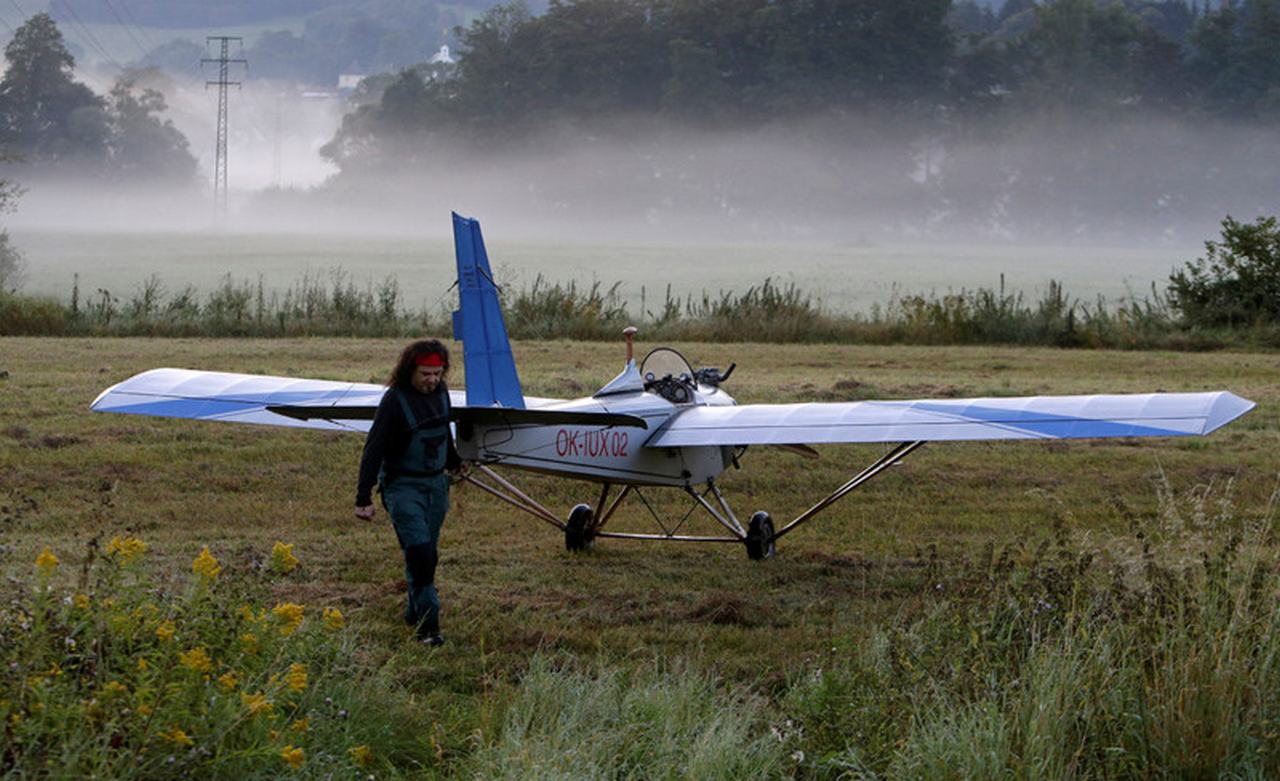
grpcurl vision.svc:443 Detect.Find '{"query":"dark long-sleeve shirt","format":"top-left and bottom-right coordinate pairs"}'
top-left (355, 383), bottom-right (460, 506)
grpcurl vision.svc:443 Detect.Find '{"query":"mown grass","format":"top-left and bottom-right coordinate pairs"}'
top-left (1, 337), bottom-right (1277, 777)
top-left (4, 271), bottom-right (1279, 349)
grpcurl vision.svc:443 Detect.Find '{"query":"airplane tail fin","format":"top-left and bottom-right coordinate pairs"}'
top-left (451, 213), bottom-right (525, 409)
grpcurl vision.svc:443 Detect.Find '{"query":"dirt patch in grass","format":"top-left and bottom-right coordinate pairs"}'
top-left (687, 594), bottom-right (762, 627)
top-left (30, 434), bottom-right (84, 449)
top-left (890, 383), bottom-right (964, 398)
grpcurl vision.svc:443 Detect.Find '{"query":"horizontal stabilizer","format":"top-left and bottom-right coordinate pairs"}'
top-left (645, 391), bottom-right (1255, 447)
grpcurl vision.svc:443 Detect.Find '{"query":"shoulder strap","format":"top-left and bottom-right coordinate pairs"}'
top-left (392, 388), bottom-right (418, 429)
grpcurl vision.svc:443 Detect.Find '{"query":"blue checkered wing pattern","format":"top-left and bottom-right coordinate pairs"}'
top-left (90, 368), bottom-right (465, 433)
top-left (644, 392), bottom-right (1255, 447)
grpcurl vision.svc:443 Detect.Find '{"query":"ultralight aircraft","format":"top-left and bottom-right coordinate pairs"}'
top-left (91, 214), bottom-right (1257, 559)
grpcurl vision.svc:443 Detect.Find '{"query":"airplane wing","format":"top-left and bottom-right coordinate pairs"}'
top-left (90, 368), bottom-right (644, 432)
top-left (644, 392), bottom-right (1255, 447)
top-left (90, 368), bottom-right (393, 432)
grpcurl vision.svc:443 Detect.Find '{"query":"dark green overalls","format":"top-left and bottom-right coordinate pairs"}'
top-left (379, 388), bottom-right (451, 636)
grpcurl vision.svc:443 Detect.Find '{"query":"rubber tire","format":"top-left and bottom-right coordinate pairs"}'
top-left (745, 511), bottom-right (776, 561)
top-left (565, 503), bottom-right (595, 552)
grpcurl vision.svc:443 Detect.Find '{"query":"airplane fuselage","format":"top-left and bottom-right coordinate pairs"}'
top-left (455, 384), bottom-right (737, 487)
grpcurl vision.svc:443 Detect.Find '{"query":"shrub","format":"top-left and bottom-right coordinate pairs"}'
top-left (0, 539), bottom-right (435, 779)
top-left (785, 500), bottom-right (1280, 779)
top-left (1169, 215), bottom-right (1280, 327)
top-left (0, 289), bottom-right (68, 335)
top-left (0, 230), bottom-right (22, 291)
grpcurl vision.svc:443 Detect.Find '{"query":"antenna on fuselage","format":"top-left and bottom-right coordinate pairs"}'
top-left (623, 326), bottom-right (637, 364)
top-left (594, 326), bottom-right (645, 397)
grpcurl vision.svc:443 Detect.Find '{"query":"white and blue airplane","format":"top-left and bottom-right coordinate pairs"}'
top-left (91, 214), bottom-right (1257, 559)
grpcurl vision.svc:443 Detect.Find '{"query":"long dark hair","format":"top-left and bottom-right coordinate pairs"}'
top-left (387, 339), bottom-right (451, 390)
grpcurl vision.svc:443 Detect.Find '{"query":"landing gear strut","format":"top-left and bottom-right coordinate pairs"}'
top-left (459, 441), bottom-right (924, 560)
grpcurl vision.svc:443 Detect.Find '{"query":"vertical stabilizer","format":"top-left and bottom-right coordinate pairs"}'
top-left (451, 213), bottom-right (525, 409)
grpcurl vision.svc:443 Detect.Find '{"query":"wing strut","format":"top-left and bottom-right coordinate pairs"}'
top-left (771, 440), bottom-right (924, 544)
top-left (459, 465), bottom-right (564, 530)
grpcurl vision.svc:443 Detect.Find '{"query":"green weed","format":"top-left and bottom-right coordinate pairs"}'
top-left (469, 657), bottom-right (792, 780)
top-left (0, 538), bottom-right (437, 779)
top-left (5, 269), bottom-right (1280, 348)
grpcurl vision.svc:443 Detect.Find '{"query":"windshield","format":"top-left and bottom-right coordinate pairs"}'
top-left (640, 348), bottom-right (694, 383)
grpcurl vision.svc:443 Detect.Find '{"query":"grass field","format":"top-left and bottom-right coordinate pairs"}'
top-left (12, 229), bottom-right (1193, 316)
top-left (2, 337), bottom-right (1277, 777)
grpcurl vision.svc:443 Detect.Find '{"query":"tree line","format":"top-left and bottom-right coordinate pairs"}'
top-left (315, 0), bottom-right (1280, 242)
top-left (326, 0), bottom-right (1280, 158)
top-left (0, 14), bottom-right (197, 186)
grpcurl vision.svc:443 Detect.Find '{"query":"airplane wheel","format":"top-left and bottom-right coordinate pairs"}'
top-left (745, 511), bottom-right (775, 561)
top-left (565, 503), bottom-right (595, 552)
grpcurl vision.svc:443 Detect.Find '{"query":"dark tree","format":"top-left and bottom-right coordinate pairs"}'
top-left (1169, 216), bottom-right (1280, 327)
top-left (0, 13), bottom-right (109, 170)
top-left (1189, 0), bottom-right (1280, 117)
top-left (107, 72), bottom-right (200, 185)
top-left (0, 163), bottom-right (22, 291)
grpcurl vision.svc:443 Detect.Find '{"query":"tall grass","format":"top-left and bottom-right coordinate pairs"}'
top-left (5, 268), bottom-right (1279, 348)
top-left (469, 657), bottom-right (791, 780)
top-left (786, 481), bottom-right (1280, 779)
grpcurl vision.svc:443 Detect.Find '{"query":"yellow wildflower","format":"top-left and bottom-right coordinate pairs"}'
top-left (269, 729), bottom-right (281, 740)
top-left (240, 632), bottom-right (259, 654)
top-left (349, 744), bottom-right (373, 766)
top-left (322, 607), bottom-right (345, 631)
top-left (236, 604), bottom-right (256, 622)
top-left (105, 536), bottom-right (148, 565)
top-left (271, 602), bottom-right (304, 636)
top-left (177, 647), bottom-right (214, 673)
top-left (280, 745), bottom-right (305, 769)
top-left (137, 657), bottom-right (149, 672)
top-left (102, 681), bottom-right (128, 696)
top-left (240, 691), bottom-right (273, 717)
top-left (46, 663), bottom-right (63, 677)
top-left (284, 662), bottom-right (307, 693)
top-left (290, 717), bottom-right (309, 733)
top-left (270, 541), bottom-right (299, 574)
top-left (136, 704), bottom-right (153, 717)
top-left (191, 547), bottom-right (221, 580)
top-left (35, 546), bottom-right (59, 574)
top-left (155, 620), bottom-right (175, 642)
top-left (73, 593), bottom-right (91, 610)
top-left (160, 727), bottom-right (194, 746)
top-left (217, 671), bottom-right (238, 691)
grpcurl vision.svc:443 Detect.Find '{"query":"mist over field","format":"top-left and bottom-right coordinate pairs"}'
top-left (10, 93), bottom-right (1277, 246)
top-left (3, 0), bottom-right (1279, 316)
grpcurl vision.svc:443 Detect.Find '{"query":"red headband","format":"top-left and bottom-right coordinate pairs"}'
top-left (415, 352), bottom-right (446, 367)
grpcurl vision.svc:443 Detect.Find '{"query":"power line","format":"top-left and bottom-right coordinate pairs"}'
top-left (50, 0), bottom-right (126, 73)
top-left (102, 0), bottom-right (151, 61)
top-left (114, 0), bottom-right (159, 54)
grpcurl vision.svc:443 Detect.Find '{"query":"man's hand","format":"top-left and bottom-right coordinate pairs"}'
top-left (355, 504), bottom-right (376, 521)
top-left (448, 463), bottom-right (472, 484)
